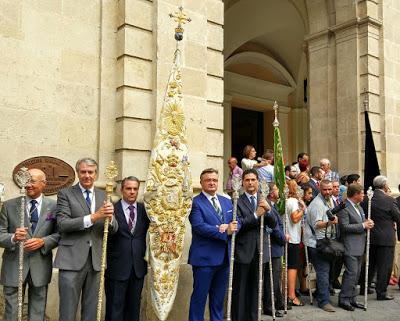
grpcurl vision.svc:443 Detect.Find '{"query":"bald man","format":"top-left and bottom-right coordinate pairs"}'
top-left (0, 169), bottom-right (59, 321)
top-left (226, 157), bottom-right (243, 194)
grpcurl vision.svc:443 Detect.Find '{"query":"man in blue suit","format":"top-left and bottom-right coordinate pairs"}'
top-left (105, 176), bottom-right (150, 321)
top-left (188, 168), bottom-right (238, 321)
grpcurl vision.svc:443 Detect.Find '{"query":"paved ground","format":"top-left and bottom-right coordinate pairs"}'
top-left (261, 285), bottom-right (400, 321)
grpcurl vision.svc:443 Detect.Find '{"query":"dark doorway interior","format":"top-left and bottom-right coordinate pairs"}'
top-left (231, 107), bottom-right (264, 165)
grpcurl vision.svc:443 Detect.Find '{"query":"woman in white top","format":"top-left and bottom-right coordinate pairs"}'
top-left (240, 145), bottom-right (266, 170)
top-left (285, 179), bottom-right (306, 306)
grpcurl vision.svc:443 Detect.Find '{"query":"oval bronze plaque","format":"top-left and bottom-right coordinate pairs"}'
top-left (13, 156), bottom-right (75, 195)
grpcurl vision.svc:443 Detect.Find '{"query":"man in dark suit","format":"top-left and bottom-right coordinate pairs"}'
top-left (105, 176), bottom-right (149, 321)
top-left (188, 168), bottom-right (238, 321)
top-left (361, 175), bottom-right (400, 300)
top-left (232, 169), bottom-right (276, 321)
top-left (309, 166), bottom-right (323, 198)
top-left (0, 168), bottom-right (59, 321)
top-left (338, 184), bottom-right (374, 311)
top-left (263, 182), bottom-right (287, 318)
top-left (54, 158), bottom-right (118, 321)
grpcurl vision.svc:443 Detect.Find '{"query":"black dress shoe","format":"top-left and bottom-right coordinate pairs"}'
top-left (350, 301), bottom-right (365, 309)
top-left (377, 295), bottom-right (394, 300)
top-left (339, 302), bottom-right (355, 311)
top-left (264, 310), bottom-right (284, 317)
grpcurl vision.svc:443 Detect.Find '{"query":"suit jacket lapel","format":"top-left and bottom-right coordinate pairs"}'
top-left (115, 200), bottom-right (130, 236)
top-left (94, 188), bottom-right (104, 212)
top-left (199, 193), bottom-right (222, 223)
top-left (346, 200), bottom-right (363, 222)
top-left (241, 193), bottom-right (254, 214)
top-left (72, 184), bottom-right (90, 215)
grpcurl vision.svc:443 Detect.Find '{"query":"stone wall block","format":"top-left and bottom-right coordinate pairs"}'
top-left (206, 128), bottom-right (223, 157)
top-left (115, 118), bottom-right (152, 150)
top-left (117, 56), bottom-right (153, 89)
top-left (123, 27), bottom-right (153, 60)
top-left (123, 0), bottom-right (153, 31)
top-left (182, 67), bottom-right (207, 97)
top-left (184, 41), bottom-right (207, 70)
top-left (206, 0), bottom-right (223, 25)
top-left (115, 149), bottom-right (151, 182)
top-left (206, 76), bottom-right (223, 103)
top-left (205, 102), bottom-right (224, 130)
top-left (207, 22), bottom-right (223, 51)
top-left (207, 48), bottom-right (223, 77)
top-left (116, 87), bottom-right (153, 119)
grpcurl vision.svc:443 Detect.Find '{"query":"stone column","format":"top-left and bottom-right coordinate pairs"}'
top-left (115, 0), bottom-right (154, 192)
top-left (306, 32), bottom-right (338, 167)
top-left (223, 95), bottom-right (233, 189)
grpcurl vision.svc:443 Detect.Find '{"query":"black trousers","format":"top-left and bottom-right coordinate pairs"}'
top-left (105, 268), bottom-right (145, 321)
top-left (232, 252), bottom-right (259, 321)
top-left (360, 245), bottom-right (394, 297)
top-left (369, 245), bottom-right (394, 297)
top-left (263, 257), bottom-right (283, 313)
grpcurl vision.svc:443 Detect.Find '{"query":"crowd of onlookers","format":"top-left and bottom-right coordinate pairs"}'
top-left (223, 145), bottom-right (400, 316)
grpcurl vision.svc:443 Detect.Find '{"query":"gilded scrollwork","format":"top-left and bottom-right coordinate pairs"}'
top-left (143, 8), bottom-right (192, 321)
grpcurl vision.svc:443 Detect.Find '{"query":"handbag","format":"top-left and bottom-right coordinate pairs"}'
top-left (316, 225), bottom-right (344, 261)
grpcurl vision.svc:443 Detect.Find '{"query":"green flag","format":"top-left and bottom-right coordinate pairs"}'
top-left (273, 126), bottom-right (286, 215)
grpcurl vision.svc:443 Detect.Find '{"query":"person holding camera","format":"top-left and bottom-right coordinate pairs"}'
top-left (303, 180), bottom-right (337, 312)
top-left (337, 183), bottom-right (374, 311)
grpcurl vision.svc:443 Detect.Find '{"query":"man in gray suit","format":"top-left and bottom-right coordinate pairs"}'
top-left (0, 168), bottom-right (59, 321)
top-left (337, 183), bottom-right (374, 311)
top-left (54, 158), bottom-right (118, 321)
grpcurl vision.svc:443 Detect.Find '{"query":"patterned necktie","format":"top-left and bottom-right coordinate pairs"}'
top-left (85, 190), bottom-right (91, 208)
top-left (128, 205), bottom-right (136, 232)
top-left (211, 197), bottom-right (223, 221)
top-left (30, 199), bottom-right (39, 233)
top-left (250, 195), bottom-right (256, 212)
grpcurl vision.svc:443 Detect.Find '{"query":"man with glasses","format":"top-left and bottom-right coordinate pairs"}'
top-left (0, 168), bottom-right (59, 321)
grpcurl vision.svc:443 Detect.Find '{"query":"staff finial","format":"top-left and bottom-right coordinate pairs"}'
top-left (169, 6), bottom-right (191, 41)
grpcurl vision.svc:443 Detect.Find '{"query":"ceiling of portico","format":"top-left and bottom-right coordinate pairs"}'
top-left (224, 0), bottom-right (309, 83)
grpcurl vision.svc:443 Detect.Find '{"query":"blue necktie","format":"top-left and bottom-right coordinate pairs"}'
top-left (85, 190), bottom-right (91, 208)
top-left (30, 200), bottom-right (39, 233)
top-left (250, 195), bottom-right (256, 212)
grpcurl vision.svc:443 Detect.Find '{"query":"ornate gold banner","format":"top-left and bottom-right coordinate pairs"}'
top-left (144, 7), bottom-right (192, 321)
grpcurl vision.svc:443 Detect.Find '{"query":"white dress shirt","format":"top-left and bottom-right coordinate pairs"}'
top-left (80, 183), bottom-right (96, 228)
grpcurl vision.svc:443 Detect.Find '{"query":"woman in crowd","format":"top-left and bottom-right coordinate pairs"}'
top-left (285, 179), bottom-right (306, 306)
top-left (241, 145), bottom-right (266, 170)
top-left (298, 184), bottom-right (314, 296)
top-left (296, 158), bottom-right (310, 186)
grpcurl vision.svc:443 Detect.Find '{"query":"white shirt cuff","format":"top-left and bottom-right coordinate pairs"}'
top-left (254, 213), bottom-right (258, 219)
top-left (83, 215), bottom-right (93, 228)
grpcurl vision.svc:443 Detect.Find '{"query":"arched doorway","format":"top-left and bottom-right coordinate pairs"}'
top-left (223, 0), bottom-right (309, 179)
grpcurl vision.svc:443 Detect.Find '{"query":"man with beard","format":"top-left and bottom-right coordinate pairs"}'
top-left (304, 180), bottom-right (338, 312)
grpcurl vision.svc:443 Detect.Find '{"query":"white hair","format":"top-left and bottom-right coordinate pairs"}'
top-left (320, 158), bottom-right (330, 166)
top-left (373, 175), bottom-right (387, 189)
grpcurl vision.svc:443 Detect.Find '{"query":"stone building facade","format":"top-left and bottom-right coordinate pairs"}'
top-left (0, 0), bottom-right (399, 320)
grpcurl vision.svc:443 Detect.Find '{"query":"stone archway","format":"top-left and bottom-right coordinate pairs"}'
top-left (223, 0), bottom-right (311, 176)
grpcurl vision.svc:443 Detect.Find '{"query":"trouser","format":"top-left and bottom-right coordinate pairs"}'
top-left (263, 257), bottom-right (283, 312)
top-left (188, 262), bottom-right (229, 321)
top-left (3, 273), bottom-right (48, 321)
top-left (369, 245), bottom-right (394, 297)
top-left (339, 255), bottom-right (362, 304)
top-left (105, 268), bottom-right (145, 321)
top-left (58, 251), bottom-right (99, 321)
top-left (308, 247), bottom-right (331, 307)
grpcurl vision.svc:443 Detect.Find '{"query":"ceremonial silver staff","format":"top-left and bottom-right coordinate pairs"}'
top-left (96, 161), bottom-right (118, 321)
top-left (260, 180), bottom-right (276, 320)
top-left (14, 167), bottom-right (32, 321)
top-left (364, 186), bottom-right (373, 311)
top-left (226, 175), bottom-right (241, 321)
top-left (283, 185), bottom-right (289, 314)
